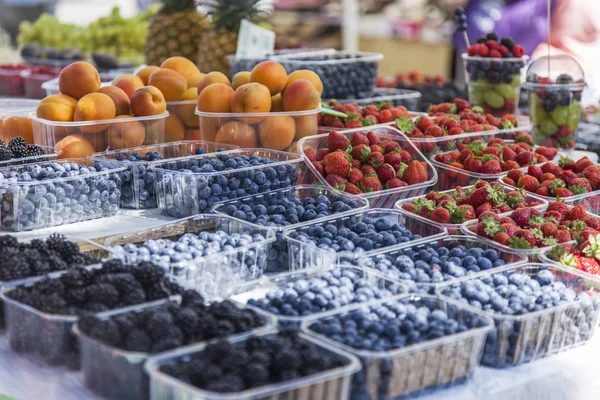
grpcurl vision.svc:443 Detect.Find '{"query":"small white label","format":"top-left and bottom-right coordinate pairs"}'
top-left (235, 19), bottom-right (275, 59)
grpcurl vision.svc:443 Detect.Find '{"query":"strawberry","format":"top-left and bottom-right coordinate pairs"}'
top-left (425, 126), bottom-right (444, 137)
top-left (534, 147), bottom-right (558, 160)
top-left (315, 148), bottom-right (330, 161)
top-left (325, 174), bottom-right (346, 191)
top-left (502, 147), bottom-right (517, 162)
top-left (558, 156), bottom-right (576, 171)
top-left (351, 144), bottom-right (369, 161)
top-left (379, 109), bottom-right (393, 123)
top-left (351, 132), bottom-right (369, 147)
top-left (367, 131), bottom-right (382, 145)
top-left (567, 205), bottom-right (588, 221)
top-left (401, 161), bottom-right (429, 185)
top-left (331, 118), bottom-right (345, 129)
top-left (509, 229), bottom-right (536, 249)
top-left (377, 164), bottom-right (396, 182)
top-left (518, 175), bottom-right (540, 192)
top-left (327, 131), bottom-right (349, 152)
top-left (323, 151), bottom-right (351, 177)
top-left (507, 169), bottom-right (524, 182)
top-left (468, 186), bottom-right (490, 209)
top-left (502, 178), bottom-right (516, 186)
top-left (583, 215), bottom-right (600, 229)
top-left (575, 157), bottom-right (595, 173)
top-left (359, 176), bottom-right (382, 193)
top-left (386, 178), bottom-right (407, 189)
top-left (370, 145), bottom-right (383, 154)
top-left (457, 204), bottom-right (476, 221)
top-left (483, 146), bottom-right (501, 157)
top-left (527, 165), bottom-right (543, 180)
top-left (555, 188), bottom-right (574, 197)
top-left (347, 168), bottom-right (363, 184)
top-left (448, 127), bottom-right (465, 136)
top-left (415, 117), bottom-right (433, 132)
top-left (430, 207), bottom-right (451, 223)
top-left (344, 182), bottom-right (362, 195)
top-left (366, 152), bottom-right (385, 168)
top-left (399, 150), bottom-right (412, 164)
top-left (541, 163), bottom-right (562, 175)
top-left (511, 207), bottom-right (533, 227)
top-left (536, 187), bottom-right (551, 197)
top-left (362, 115), bottom-right (378, 126)
top-left (541, 222), bottom-right (558, 237)
top-left (569, 178), bottom-right (593, 195)
top-left (402, 203), bottom-right (416, 213)
top-left (516, 151), bottom-right (537, 166)
top-left (556, 230), bottom-right (572, 243)
top-left (361, 165), bottom-right (377, 177)
top-left (501, 160), bottom-right (520, 171)
top-left (345, 119), bottom-right (363, 129)
top-left (481, 159), bottom-right (502, 174)
top-left (539, 172), bottom-right (556, 182)
top-left (382, 140), bottom-right (401, 153)
top-left (304, 148), bottom-right (316, 162)
top-left (501, 223), bottom-right (518, 236)
top-left (312, 161), bottom-right (324, 175)
top-left (475, 203), bottom-right (494, 217)
top-left (578, 257), bottom-right (600, 275)
top-left (493, 232), bottom-right (511, 246)
top-left (384, 152), bottom-right (403, 171)
top-left (352, 159), bottom-right (361, 169)
top-left (453, 98), bottom-right (470, 112)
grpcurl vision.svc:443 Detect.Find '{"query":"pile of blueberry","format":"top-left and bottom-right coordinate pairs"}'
top-left (111, 230), bottom-right (270, 290)
top-left (308, 297), bottom-right (490, 399)
top-left (279, 53), bottom-right (379, 99)
top-left (214, 189), bottom-right (364, 273)
top-left (78, 293), bottom-right (267, 400)
top-left (0, 160), bottom-right (123, 231)
top-left (355, 242), bottom-right (510, 292)
top-left (153, 153), bottom-right (298, 217)
top-left (440, 267), bottom-right (600, 366)
top-left (245, 267), bottom-right (405, 322)
top-left (396, 82), bottom-right (468, 112)
top-left (158, 330), bottom-right (351, 394)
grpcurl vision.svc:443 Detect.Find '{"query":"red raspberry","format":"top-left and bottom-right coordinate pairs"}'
top-left (497, 45), bottom-right (509, 56)
top-left (486, 40), bottom-right (499, 49)
top-left (467, 45), bottom-right (477, 56)
top-left (489, 49), bottom-right (502, 58)
top-left (476, 44), bottom-right (489, 57)
top-left (512, 45), bottom-right (525, 57)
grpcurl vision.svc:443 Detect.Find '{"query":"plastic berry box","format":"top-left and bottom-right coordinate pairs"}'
top-left (283, 209), bottom-right (448, 270)
top-left (90, 140), bottom-right (239, 209)
top-left (195, 106), bottom-right (321, 152)
top-left (395, 184), bottom-right (548, 235)
top-left (211, 184), bottom-right (369, 274)
top-left (21, 68), bottom-right (61, 99)
top-left (166, 100), bottom-right (198, 141)
top-left (297, 126), bottom-right (437, 208)
top-left (437, 263), bottom-right (600, 368)
top-left (0, 65), bottom-right (26, 96)
top-left (228, 265), bottom-right (408, 327)
top-left (353, 236), bottom-right (527, 294)
top-left (73, 298), bottom-right (276, 400)
top-left (337, 87), bottom-right (423, 110)
top-left (150, 148), bottom-right (304, 218)
top-left (144, 331), bottom-right (361, 400)
top-left (302, 294), bottom-right (494, 399)
top-left (30, 111), bottom-right (168, 157)
top-left (100, 214), bottom-right (276, 300)
top-left (0, 158), bottom-right (125, 232)
top-left (272, 49), bottom-right (384, 99)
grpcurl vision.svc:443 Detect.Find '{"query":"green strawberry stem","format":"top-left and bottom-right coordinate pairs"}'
top-left (321, 104), bottom-right (348, 118)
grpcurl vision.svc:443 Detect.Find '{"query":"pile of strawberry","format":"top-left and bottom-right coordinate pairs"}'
top-left (550, 235), bottom-right (600, 276)
top-left (466, 36), bottom-right (525, 59)
top-left (503, 156), bottom-right (600, 198)
top-left (472, 201), bottom-right (600, 250)
top-left (434, 135), bottom-right (559, 174)
top-left (318, 100), bottom-right (411, 129)
top-left (426, 98), bottom-right (519, 127)
top-left (400, 180), bottom-right (544, 224)
top-left (376, 71), bottom-right (446, 88)
top-left (304, 130), bottom-right (431, 195)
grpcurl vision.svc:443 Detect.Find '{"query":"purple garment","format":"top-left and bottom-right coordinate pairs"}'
top-left (454, 0), bottom-right (552, 56)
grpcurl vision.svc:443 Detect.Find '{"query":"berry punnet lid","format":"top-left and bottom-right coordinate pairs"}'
top-left (524, 55), bottom-right (586, 90)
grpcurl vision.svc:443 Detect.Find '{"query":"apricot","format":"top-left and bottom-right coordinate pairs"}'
top-left (294, 114), bottom-right (318, 140)
top-left (161, 56), bottom-right (203, 88)
top-left (36, 94), bottom-right (78, 122)
top-left (286, 140), bottom-right (299, 153)
top-left (230, 83), bottom-right (271, 124)
top-left (182, 87), bottom-right (198, 101)
top-left (58, 62), bottom-right (101, 100)
top-left (285, 70), bottom-right (323, 95)
top-left (135, 66), bottom-right (159, 85)
top-left (282, 79), bottom-right (321, 111)
top-left (164, 113), bottom-right (186, 142)
top-left (2, 116), bottom-right (34, 144)
top-left (99, 86), bottom-right (131, 116)
top-left (148, 68), bottom-right (187, 101)
top-left (56, 134), bottom-right (95, 158)
top-left (259, 116), bottom-right (295, 150)
top-left (197, 72), bottom-right (231, 94)
top-left (198, 117), bottom-right (221, 142)
top-left (171, 95), bottom-right (198, 128)
top-left (197, 83), bottom-right (233, 113)
top-left (107, 116), bottom-right (146, 149)
top-left (232, 71), bottom-right (251, 90)
top-left (130, 86), bottom-right (167, 117)
top-left (270, 93), bottom-right (283, 112)
top-left (215, 121), bottom-right (258, 148)
top-left (81, 131), bottom-right (108, 152)
top-left (250, 61), bottom-right (287, 96)
top-left (113, 74), bottom-right (145, 99)
top-left (74, 93), bottom-right (116, 134)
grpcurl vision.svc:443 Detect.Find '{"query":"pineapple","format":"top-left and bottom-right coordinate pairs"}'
top-left (144, 0), bottom-right (209, 66)
top-left (197, 0), bottom-right (268, 76)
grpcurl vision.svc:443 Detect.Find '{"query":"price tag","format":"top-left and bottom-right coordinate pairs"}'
top-left (235, 19), bottom-right (275, 59)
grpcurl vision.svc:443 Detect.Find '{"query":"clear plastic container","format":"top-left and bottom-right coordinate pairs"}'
top-left (335, 87), bottom-right (422, 110)
top-left (211, 184), bottom-right (370, 274)
top-left (353, 236), bottom-right (527, 294)
top-left (74, 298), bottom-right (276, 400)
top-left (150, 148), bottom-right (304, 218)
top-left (437, 263), bottom-right (600, 368)
top-left (195, 106), bottom-right (320, 152)
top-left (21, 68), bottom-right (61, 99)
top-left (226, 48), bottom-right (331, 76)
top-left (166, 100), bottom-right (198, 141)
top-left (0, 66), bottom-right (26, 96)
top-left (272, 49), bottom-right (384, 99)
top-left (30, 111), bottom-right (168, 157)
top-left (0, 158), bottom-right (125, 231)
top-left (301, 294), bottom-right (494, 399)
top-left (283, 209), bottom-right (448, 270)
top-left (524, 55), bottom-right (586, 150)
top-left (537, 242), bottom-right (600, 286)
top-left (144, 331), bottom-right (361, 400)
top-left (462, 54), bottom-right (529, 118)
top-left (395, 184), bottom-right (548, 235)
top-left (297, 126), bottom-right (437, 208)
top-left (90, 140), bottom-right (239, 209)
top-left (101, 214), bottom-right (276, 300)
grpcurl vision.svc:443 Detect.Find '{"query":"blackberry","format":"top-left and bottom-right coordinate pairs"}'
top-left (25, 145), bottom-right (45, 158)
top-left (486, 32), bottom-right (498, 41)
top-left (8, 137), bottom-right (27, 158)
top-left (85, 283), bottom-right (120, 307)
top-left (476, 38), bottom-right (487, 44)
top-left (0, 147), bottom-right (13, 161)
top-left (501, 36), bottom-right (515, 50)
top-left (126, 329), bottom-right (152, 352)
top-left (0, 235), bottom-right (18, 248)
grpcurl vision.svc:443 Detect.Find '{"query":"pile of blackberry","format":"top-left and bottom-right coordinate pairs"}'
top-left (0, 137), bottom-right (45, 161)
top-left (160, 330), bottom-right (350, 393)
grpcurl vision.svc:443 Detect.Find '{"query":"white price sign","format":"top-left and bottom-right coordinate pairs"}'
top-left (235, 19), bottom-right (275, 59)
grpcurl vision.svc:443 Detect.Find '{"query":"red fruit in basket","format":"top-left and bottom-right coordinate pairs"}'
top-left (352, 144), bottom-right (369, 161)
top-left (501, 223), bottom-right (518, 236)
top-left (511, 208), bottom-right (535, 227)
top-left (584, 215), bottom-right (600, 229)
top-left (391, 107), bottom-right (408, 119)
top-left (447, 127), bottom-right (464, 136)
top-left (362, 115), bottom-right (378, 126)
top-left (386, 178), bottom-right (407, 189)
top-left (541, 222), bottom-right (558, 237)
top-left (312, 161), bottom-right (324, 175)
top-left (465, 157), bottom-right (483, 172)
top-left (489, 49), bottom-right (503, 58)
top-left (579, 257), bottom-right (600, 275)
top-left (345, 119), bottom-right (363, 129)
top-left (358, 176), bottom-right (382, 193)
top-left (323, 151), bottom-right (351, 177)
top-left (430, 208), bottom-right (451, 223)
top-left (555, 188), bottom-right (574, 197)
top-left (361, 164), bottom-right (377, 177)
top-left (398, 150), bottom-right (412, 165)
top-left (502, 177), bottom-right (516, 186)
top-left (382, 140), bottom-right (401, 153)
top-left (574, 157), bottom-right (595, 173)
top-left (469, 187), bottom-right (491, 208)
top-left (366, 131), bottom-right (382, 145)
top-left (512, 44), bottom-right (525, 57)
top-left (350, 132), bottom-right (369, 147)
top-left (479, 210), bottom-right (500, 222)
top-left (515, 133), bottom-right (534, 146)
top-left (493, 232), bottom-right (511, 246)
top-left (304, 148), bottom-right (316, 163)
top-left (377, 164), bottom-right (396, 182)
top-left (435, 153), bottom-right (453, 165)
top-left (384, 152), bottom-right (404, 171)
top-left (458, 204), bottom-right (476, 220)
top-left (481, 159), bottom-right (502, 174)
top-left (458, 148), bottom-right (473, 163)
top-left (534, 147), bottom-right (558, 160)
top-left (506, 169), bottom-right (524, 183)
top-left (557, 156), bottom-right (575, 171)
top-left (526, 165), bottom-right (543, 180)
top-left (344, 182), bottom-right (363, 195)
top-left (501, 147), bottom-right (517, 162)
top-left (510, 229), bottom-right (536, 248)
top-left (516, 151), bottom-right (537, 166)
top-left (567, 205), bottom-right (588, 221)
top-left (540, 163), bottom-right (561, 175)
top-left (379, 110), bottom-right (394, 123)
top-left (518, 175), bottom-right (540, 192)
top-left (538, 172), bottom-right (556, 182)
top-left (547, 201), bottom-right (570, 215)
top-left (347, 168), bottom-right (363, 184)
top-left (453, 98), bottom-right (470, 112)
top-left (501, 160), bottom-right (520, 171)
top-left (366, 152), bottom-right (385, 168)
top-left (370, 144), bottom-right (383, 154)
top-left (583, 164), bottom-right (600, 178)
top-left (402, 161), bottom-right (429, 185)
top-left (415, 116), bottom-right (432, 132)
top-left (402, 203), bottom-right (416, 213)
top-left (327, 131), bottom-right (350, 152)
top-left (556, 230), bottom-right (572, 243)
top-left (325, 174), bottom-right (346, 191)
top-left (352, 159), bottom-right (362, 169)
top-left (315, 148), bottom-right (329, 161)
top-left (467, 45), bottom-right (477, 56)
top-left (482, 147), bottom-right (501, 158)
top-left (424, 126), bottom-right (444, 138)
top-left (569, 178), bottom-right (593, 194)
top-left (535, 187), bottom-right (551, 197)
top-left (331, 118), bottom-right (346, 129)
